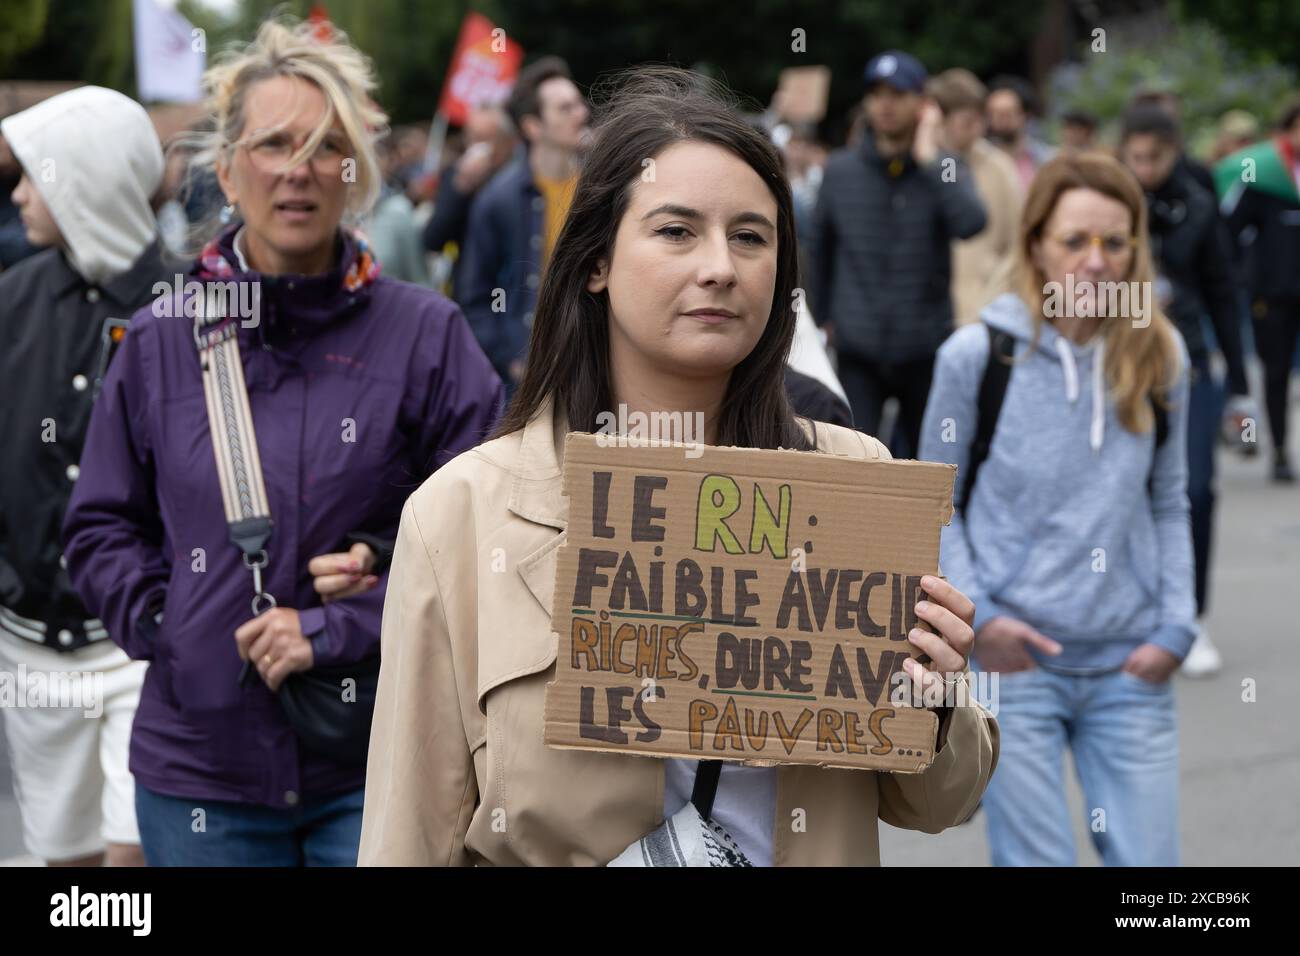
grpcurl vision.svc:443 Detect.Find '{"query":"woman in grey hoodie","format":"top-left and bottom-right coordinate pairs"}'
top-left (919, 153), bottom-right (1194, 866)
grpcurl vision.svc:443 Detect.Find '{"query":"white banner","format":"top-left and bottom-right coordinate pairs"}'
top-left (132, 0), bottom-right (205, 104)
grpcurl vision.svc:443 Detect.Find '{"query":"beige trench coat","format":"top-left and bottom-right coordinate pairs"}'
top-left (952, 138), bottom-right (1024, 326)
top-left (359, 397), bottom-right (999, 866)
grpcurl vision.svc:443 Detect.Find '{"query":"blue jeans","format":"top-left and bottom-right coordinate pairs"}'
top-left (977, 666), bottom-right (1180, 866)
top-left (135, 785), bottom-right (364, 866)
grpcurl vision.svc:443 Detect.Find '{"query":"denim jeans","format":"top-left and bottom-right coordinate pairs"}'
top-left (135, 784), bottom-right (364, 866)
top-left (975, 665), bottom-right (1180, 866)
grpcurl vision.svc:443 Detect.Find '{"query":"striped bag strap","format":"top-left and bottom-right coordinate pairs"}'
top-left (194, 314), bottom-right (276, 616)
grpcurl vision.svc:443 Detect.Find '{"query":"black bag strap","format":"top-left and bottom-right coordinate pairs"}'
top-left (1153, 400), bottom-right (1168, 450)
top-left (959, 324), bottom-right (1016, 513)
top-left (691, 760), bottom-right (723, 821)
top-left (1147, 399), bottom-right (1169, 494)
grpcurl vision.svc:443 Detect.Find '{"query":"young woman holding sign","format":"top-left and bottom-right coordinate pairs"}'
top-left (360, 67), bottom-right (998, 866)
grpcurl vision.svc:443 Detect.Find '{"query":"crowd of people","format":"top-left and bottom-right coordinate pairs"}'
top-left (0, 14), bottom-right (1296, 868)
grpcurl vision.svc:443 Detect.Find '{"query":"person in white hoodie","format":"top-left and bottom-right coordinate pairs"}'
top-left (920, 153), bottom-right (1194, 866)
top-left (0, 86), bottom-right (166, 866)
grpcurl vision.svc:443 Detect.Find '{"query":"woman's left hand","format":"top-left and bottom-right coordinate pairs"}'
top-left (309, 542), bottom-right (379, 603)
top-left (904, 575), bottom-right (976, 708)
top-left (234, 608), bottom-right (315, 691)
top-left (1122, 643), bottom-right (1181, 684)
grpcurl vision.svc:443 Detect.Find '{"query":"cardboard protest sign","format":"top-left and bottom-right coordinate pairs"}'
top-left (543, 433), bottom-right (957, 773)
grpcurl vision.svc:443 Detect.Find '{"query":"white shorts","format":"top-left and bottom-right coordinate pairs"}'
top-left (0, 633), bottom-right (147, 861)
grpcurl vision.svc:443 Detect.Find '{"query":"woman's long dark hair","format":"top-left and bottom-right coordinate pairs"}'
top-left (493, 66), bottom-right (812, 451)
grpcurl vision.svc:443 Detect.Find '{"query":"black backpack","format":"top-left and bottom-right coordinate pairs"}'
top-left (957, 324), bottom-right (1168, 513)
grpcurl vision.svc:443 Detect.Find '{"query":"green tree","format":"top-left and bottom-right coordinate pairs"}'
top-left (1049, 20), bottom-right (1297, 154)
top-left (0, 0), bottom-right (50, 72)
top-left (199, 0), bottom-right (492, 123)
top-left (2, 0), bottom-right (133, 92)
top-left (4, 0), bottom-right (1046, 130)
top-left (498, 0), bottom-right (1043, 133)
top-left (1178, 0), bottom-right (1300, 68)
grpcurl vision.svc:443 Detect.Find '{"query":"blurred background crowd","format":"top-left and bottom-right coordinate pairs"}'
top-left (1, 0), bottom-right (1298, 869)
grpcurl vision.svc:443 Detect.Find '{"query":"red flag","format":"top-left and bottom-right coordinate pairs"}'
top-left (308, 4), bottom-right (334, 43)
top-left (436, 12), bottom-right (524, 126)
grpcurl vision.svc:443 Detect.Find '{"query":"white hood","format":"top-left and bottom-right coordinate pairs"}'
top-left (1, 86), bottom-right (163, 284)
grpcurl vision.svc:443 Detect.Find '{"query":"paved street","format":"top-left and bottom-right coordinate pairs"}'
top-left (3, 384), bottom-right (1297, 867)
top-left (0, 723), bottom-right (25, 863)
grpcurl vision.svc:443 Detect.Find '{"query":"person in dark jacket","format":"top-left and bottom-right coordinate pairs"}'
top-left (1215, 99), bottom-right (1300, 483)
top-left (420, 105), bottom-right (518, 297)
top-left (1130, 87), bottom-right (1217, 196)
top-left (1119, 103), bottom-right (1253, 676)
top-left (808, 51), bottom-right (986, 456)
top-left (457, 56), bottom-right (590, 390)
top-left (785, 366), bottom-right (853, 428)
top-left (62, 19), bottom-right (503, 867)
top-left (0, 86), bottom-right (168, 867)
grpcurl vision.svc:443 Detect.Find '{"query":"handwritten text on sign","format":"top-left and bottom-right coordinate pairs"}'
top-left (543, 435), bottom-right (956, 772)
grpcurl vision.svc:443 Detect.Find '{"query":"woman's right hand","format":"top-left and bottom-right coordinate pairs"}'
top-left (974, 615), bottom-right (1063, 672)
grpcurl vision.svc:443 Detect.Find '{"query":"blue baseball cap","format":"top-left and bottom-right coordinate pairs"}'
top-left (863, 51), bottom-right (928, 94)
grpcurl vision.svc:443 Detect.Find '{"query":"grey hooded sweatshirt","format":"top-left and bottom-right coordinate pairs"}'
top-left (919, 292), bottom-right (1196, 673)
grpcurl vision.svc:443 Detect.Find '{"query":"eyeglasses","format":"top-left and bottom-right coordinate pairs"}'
top-left (231, 129), bottom-right (353, 175)
top-left (1047, 231), bottom-right (1138, 260)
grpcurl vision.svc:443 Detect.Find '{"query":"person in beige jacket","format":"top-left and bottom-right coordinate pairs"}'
top-left (359, 67), bottom-right (999, 867)
top-left (928, 70), bottom-right (1023, 326)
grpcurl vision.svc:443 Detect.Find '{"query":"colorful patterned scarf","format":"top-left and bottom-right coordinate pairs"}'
top-left (195, 226), bottom-right (381, 292)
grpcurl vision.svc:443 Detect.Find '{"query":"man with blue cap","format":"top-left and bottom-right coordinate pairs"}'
top-left (808, 50), bottom-right (986, 455)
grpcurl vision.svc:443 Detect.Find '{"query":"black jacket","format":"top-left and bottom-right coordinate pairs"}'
top-left (785, 366), bottom-right (853, 429)
top-left (1222, 164), bottom-right (1300, 304)
top-left (1146, 166), bottom-right (1249, 395)
top-left (422, 163), bottom-right (476, 255)
top-left (0, 178), bottom-right (41, 270)
top-left (1177, 153), bottom-right (1215, 196)
top-left (808, 132), bottom-right (986, 365)
top-left (0, 239), bottom-right (168, 650)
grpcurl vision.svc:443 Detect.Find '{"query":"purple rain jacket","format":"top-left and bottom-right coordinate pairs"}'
top-left (63, 226), bottom-right (503, 807)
